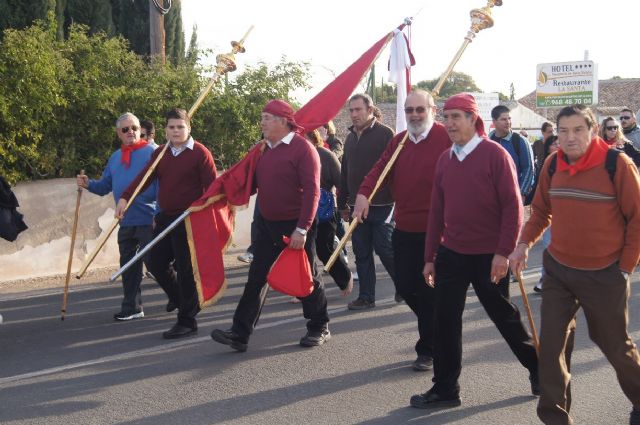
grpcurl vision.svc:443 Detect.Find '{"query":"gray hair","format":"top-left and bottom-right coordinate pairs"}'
top-left (115, 112), bottom-right (140, 129)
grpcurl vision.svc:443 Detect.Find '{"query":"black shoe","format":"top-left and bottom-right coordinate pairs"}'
top-left (113, 310), bottom-right (144, 321)
top-left (410, 388), bottom-right (461, 409)
top-left (412, 355), bottom-right (433, 371)
top-left (162, 324), bottom-right (197, 339)
top-left (533, 283), bottom-right (542, 293)
top-left (529, 371), bottom-right (540, 396)
top-left (394, 292), bottom-right (404, 303)
top-left (300, 328), bottom-right (331, 347)
top-left (631, 407), bottom-right (640, 425)
top-left (347, 298), bottom-right (375, 310)
top-left (166, 300), bottom-right (177, 313)
top-left (210, 329), bottom-right (248, 352)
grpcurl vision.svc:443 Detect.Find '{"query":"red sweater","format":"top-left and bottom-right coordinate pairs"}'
top-left (358, 123), bottom-right (451, 232)
top-left (425, 138), bottom-right (522, 261)
top-left (122, 141), bottom-right (217, 215)
top-left (255, 134), bottom-right (320, 230)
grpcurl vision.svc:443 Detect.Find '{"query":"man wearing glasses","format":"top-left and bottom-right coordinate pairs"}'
top-left (620, 108), bottom-right (640, 150)
top-left (77, 113), bottom-right (158, 321)
top-left (353, 89), bottom-right (451, 372)
top-left (140, 120), bottom-right (158, 149)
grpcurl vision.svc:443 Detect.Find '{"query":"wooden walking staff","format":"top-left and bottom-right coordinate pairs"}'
top-left (325, 0), bottom-right (504, 272)
top-left (515, 271), bottom-right (540, 354)
top-left (61, 169), bottom-right (84, 320)
top-left (75, 26), bottom-right (254, 280)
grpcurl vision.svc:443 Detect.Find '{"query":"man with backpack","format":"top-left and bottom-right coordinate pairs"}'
top-left (489, 105), bottom-right (536, 204)
top-left (509, 105), bottom-right (640, 425)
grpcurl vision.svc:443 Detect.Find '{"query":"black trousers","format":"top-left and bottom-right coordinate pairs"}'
top-left (117, 225), bottom-right (153, 314)
top-left (146, 212), bottom-right (200, 329)
top-left (432, 245), bottom-right (538, 395)
top-left (231, 214), bottom-right (329, 342)
top-left (392, 229), bottom-right (434, 357)
top-left (315, 217), bottom-right (351, 290)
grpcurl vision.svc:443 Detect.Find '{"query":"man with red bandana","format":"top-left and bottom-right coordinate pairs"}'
top-left (77, 112), bottom-right (157, 322)
top-left (412, 93), bottom-right (539, 409)
top-left (210, 99), bottom-right (330, 352)
top-left (510, 105), bottom-right (640, 425)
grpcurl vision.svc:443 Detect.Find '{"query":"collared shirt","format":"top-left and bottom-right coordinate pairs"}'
top-left (450, 133), bottom-right (483, 161)
top-left (408, 122), bottom-right (434, 144)
top-left (266, 132), bottom-right (294, 149)
top-left (170, 136), bottom-right (195, 157)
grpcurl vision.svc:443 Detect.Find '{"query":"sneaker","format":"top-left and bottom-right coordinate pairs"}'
top-left (210, 328), bottom-right (248, 352)
top-left (410, 388), bottom-right (461, 409)
top-left (300, 328), bottom-right (331, 347)
top-left (352, 271), bottom-right (359, 281)
top-left (631, 407), bottom-right (640, 425)
top-left (529, 371), bottom-right (541, 396)
top-left (413, 355), bottom-right (433, 371)
top-left (237, 251), bottom-right (253, 263)
top-left (347, 298), bottom-right (375, 310)
top-left (114, 310), bottom-right (144, 321)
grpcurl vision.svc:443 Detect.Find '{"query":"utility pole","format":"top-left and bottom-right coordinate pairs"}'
top-left (149, 0), bottom-right (166, 63)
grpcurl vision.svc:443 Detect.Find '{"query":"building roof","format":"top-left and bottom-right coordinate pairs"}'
top-left (518, 78), bottom-right (640, 121)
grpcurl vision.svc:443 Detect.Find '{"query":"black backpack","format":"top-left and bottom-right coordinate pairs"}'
top-left (547, 149), bottom-right (620, 182)
top-left (0, 176), bottom-right (28, 242)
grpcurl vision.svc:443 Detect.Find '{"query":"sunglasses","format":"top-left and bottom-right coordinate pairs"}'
top-left (120, 125), bottom-right (139, 133)
top-left (606, 126), bottom-right (619, 131)
top-left (404, 106), bottom-right (428, 114)
top-left (620, 116), bottom-right (632, 121)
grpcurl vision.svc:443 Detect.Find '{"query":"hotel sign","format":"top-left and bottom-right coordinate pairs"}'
top-left (536, 61), bottom-right (598, 108)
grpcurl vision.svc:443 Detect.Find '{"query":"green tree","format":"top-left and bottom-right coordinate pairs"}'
top-left (415, 71), bottom-right (482, 98)
top-left (0, 16), bottom-right (310, 181)
top-left (164, 0), bottom-right (184, 64)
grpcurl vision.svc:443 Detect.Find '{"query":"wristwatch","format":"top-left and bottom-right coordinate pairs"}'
top-left (295, 227), bottom-right (307, 236)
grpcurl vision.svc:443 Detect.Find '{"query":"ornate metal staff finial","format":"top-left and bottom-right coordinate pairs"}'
top-left (431, 1), bottom-right (503, 96)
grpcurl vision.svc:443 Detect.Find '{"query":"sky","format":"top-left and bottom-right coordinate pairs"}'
top-left (181, 0), bottom-right (640, 104)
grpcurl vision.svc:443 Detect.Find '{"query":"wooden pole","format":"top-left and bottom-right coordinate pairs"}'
top-left (61, 169), bottom-right (84, 320)
top-left (516, 271), bottom-right (540, 354)
top-left (149, 0), bottom-right (166, 64)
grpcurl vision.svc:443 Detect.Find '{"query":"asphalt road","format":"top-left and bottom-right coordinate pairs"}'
top-left (1, 244), bottom-right (639, 425)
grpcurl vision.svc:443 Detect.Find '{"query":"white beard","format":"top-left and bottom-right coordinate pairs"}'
top-left (407, 116), bottom-right (433, 136)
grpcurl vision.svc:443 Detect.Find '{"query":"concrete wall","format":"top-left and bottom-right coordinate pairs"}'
top-left (0, 178), bottom-right (254, 282)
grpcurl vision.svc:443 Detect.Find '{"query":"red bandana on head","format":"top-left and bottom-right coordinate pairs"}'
top-left (121, 139), bottom-right (148, 168)
top-left (557, 136), bottom-right (609, 176)
top-left (263, 99), bottom-right (303, 133)
top-left (443, 93), bottom-right (486, 137)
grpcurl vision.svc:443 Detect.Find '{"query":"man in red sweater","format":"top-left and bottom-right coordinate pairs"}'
top-left (210, 99), bottom-right (330, 352)
top-left (117, 108), bottom-right (217, 339)
top-left (412, 93), bottom-right (539, 409)
top-left (510, 105), bottom-right (640, 425)
top-left (353, 89), bottom-right (451, 372)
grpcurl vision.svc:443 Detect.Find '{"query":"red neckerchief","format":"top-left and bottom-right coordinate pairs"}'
top-left (121, 139), bottom-right (148, 168)
top-left (557, 136), bottom-right (609, 176)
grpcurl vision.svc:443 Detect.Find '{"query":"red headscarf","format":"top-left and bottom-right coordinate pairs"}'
top-left (557, 136), bottom-right (609, 176)
top-left (443, 93), bottom-right (487, 137)
top-left (263, 99), bottom-right (303, 133)
top-left (121, 139), bottom-right (148, 168)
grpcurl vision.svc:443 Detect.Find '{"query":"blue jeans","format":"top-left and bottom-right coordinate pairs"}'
top-left (350, 204), bottom-right (396, 302)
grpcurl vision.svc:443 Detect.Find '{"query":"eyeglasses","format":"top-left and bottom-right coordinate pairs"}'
top-left (606, 126), bottom-right (619, 131)
top-left (404, 106), bottom-right (430, 114)
top-left (620, 116), bottom-right (632, 121)
top-left (120, 125), bottom-right (139, 133)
